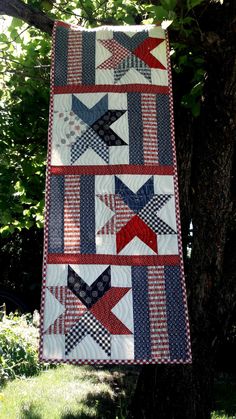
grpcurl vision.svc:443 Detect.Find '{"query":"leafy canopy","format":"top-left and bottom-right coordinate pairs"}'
top-left (0, 0), bottom-right (205, 235)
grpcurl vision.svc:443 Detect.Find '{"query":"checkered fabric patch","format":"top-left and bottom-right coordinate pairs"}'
top-left (39, 21), bottom-right (192, 365)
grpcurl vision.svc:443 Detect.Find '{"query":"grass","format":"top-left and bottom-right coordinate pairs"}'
top-left (211, 376), bottom-right (236, 419)
top-left (0, 365), bottom-right (136, 419)
top-left (0, 365), bottom-right (236, 419)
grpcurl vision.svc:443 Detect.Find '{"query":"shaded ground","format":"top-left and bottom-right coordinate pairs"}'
top-left (0, 366), bottom-right (236, 418)
top-left (211, 374), bottom-right (236, 419)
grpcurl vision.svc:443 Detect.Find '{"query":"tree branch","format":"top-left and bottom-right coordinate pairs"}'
top-left (0, 0), bottom-right (54, 35)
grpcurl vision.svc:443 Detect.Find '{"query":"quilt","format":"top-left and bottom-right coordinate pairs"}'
top-left (39, 21), bottom-right (192, 364)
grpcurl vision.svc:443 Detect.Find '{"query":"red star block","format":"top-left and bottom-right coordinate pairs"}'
top-left (116, 215), bottom-right (158, 254)
top-left (133, 38), bottom-right (166, 70)
top-left (90, 287), bottom-right (132, 334)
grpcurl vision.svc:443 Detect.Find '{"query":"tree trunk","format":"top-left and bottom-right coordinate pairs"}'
top-left (129, 1), bottom-right (236, 418)
top-left (0, 0), bottom-right (54, 34)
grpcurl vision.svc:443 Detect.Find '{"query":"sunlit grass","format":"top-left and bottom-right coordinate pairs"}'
top-left (0, 365), bottom-right (118, 418)
top-left (211, 412), bottom-right (236, 419)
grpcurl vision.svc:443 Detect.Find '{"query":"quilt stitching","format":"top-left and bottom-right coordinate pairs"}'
top-left (40, 21), bottom-right (192, 365)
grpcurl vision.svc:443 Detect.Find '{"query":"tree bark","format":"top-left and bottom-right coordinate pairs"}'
top-left (0, 0), bottom-right (53, 34)
top-left (129, 1), bottom-right (236, 418)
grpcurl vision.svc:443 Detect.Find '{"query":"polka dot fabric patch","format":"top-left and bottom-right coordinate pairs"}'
top-left (39, 21), bottom-right (192, 365)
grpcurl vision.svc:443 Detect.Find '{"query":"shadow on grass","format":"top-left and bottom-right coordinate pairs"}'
top-left (20, 402), bottom-right (42, 419)
top-left (61, 389), bottom-right (116, 419)
top-left (17, 366), bottom-right (138, 419)
top-left (61, 366), bottom-right (138, 419)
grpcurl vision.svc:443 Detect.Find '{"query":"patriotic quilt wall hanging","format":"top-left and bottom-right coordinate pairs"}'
top-left (39, 21), bottom-right (192, 364)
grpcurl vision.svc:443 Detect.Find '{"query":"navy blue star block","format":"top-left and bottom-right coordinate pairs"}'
top-left (67, 265), bottom-right (111, 309)
top-left (115, 176), bottom-right (154, 213)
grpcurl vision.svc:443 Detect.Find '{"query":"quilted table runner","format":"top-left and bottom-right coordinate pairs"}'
top-left (39, 21), bottom-right (192, 364)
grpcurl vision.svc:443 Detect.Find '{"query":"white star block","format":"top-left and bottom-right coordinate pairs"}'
top-left (116, 175), bottom-right (152, 193)
top-left (148, 27), bottom-right (166, 39)
top-left (46, 264), bottom-right (68, 286)
top-left (111, 265), bottom-right (132, 287)
top-left (111, 335), bottom-right (134, 360)
top-left (53, 94), bottom-right (72, 111)
top-left (154, 175), bottom-right (175, 194)
top-left (43, 335), bottom-right (65, 360)
top-left (95, 175), bottom-right (115, 194)
top-left (96, 234), bottom-right (116, 254)
top-left (151, 69), bottom-right (168, 86)
top-left (112, 290), bottom-right (134, 333)
top-left (118, 236), bottom-right (157, 256)
top-left (68, 335), bottom-right (110, 360)
top-left (158, 234), bottom-right (179, 255)
top-left (44, 289), bottom-right (65, 332)
top-left (69, 264), bottom-right (109, 286)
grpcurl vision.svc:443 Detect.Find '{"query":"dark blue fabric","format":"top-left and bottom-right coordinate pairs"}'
top-left (82, 32), bottom-right (96, 85)
top-left (80, 175), bottom-right (96, 254)
top-left (115, 176), bottom-right (154, 213)
top-left (54, 26), bottom-right (68, 86)
top-left (127, 93), bottom-right (144, 165)
top-left (157, 94), bottom-right (173, 165)
top-left (67, 265), bottom-right (111, 308)
top-left (72, 94), bottom-right (108, 126)
top-left (164, 266), bottom-right (188, 361)
top-left (48, 175), bottom-right (64, 253)
top-left (131, 266), bottom-right (151, 359)
top-left (114, 31), bottom-right (148, 51)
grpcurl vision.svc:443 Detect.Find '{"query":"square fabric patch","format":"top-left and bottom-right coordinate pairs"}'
top-left (40, 21), bottom-right (192, 364)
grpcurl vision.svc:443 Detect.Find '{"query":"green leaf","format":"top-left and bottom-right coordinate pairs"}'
top-left (40, 0), bottom-right (53, 11)
top-left (179, 55), bottom-right (188, 65)
top-left (191, 101), bottom-right (201, 117)
top-left (9, 18), bottom-right (23, 29)
top-left (0, 33), bottom-right (8, 43)
top-left (0, 226), bottom-right (10, 235)
top-left (187, 0), bottom-right (204, 10)
top-left (10, 28), bottom-right (18, 40)
top-left (161, 0), bottom-right (177, 11)
top-left (123, 15), bottom-right (136, 24)
top-left (142, 18), bottom-right (155, 25)
top-left (152, 6), bottom-right (169, 20)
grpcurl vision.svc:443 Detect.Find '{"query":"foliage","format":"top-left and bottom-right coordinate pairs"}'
top-left (0, 0), bottom-right (206, 234)
top-left (0, 311), bottom-right (49, 384)
top-left (0, 23), bottom-right (50, 236)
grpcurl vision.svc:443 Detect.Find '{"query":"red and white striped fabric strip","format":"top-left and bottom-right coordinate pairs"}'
top-left (64, 289), bottom-right (87, 333)
top-left (97, 194), bottom-right (116, 235)
top-left (141, 94), bottom-right (158, 165)
top-left (148, 266), bottom-right (170, 359)
top-left (47, 286), bottom-right (66, 334)
top-left (67, 29), bottom-right (82, 85)
top-left (115, 195), bottom-right (135, 232)
top-left (64, 175), bottom-right (80, 254)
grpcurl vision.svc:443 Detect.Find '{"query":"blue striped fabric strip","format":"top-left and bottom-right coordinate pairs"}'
top-left (164, 266), bottom-right (188, 361)
top-left (48, 175), bottom-right (64, 253)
